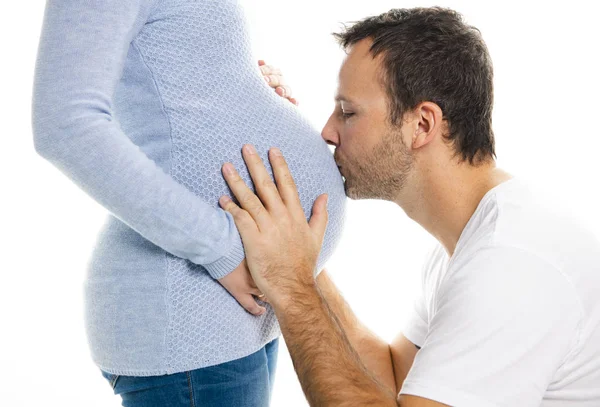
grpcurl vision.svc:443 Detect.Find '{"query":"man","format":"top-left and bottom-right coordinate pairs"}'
top-left (219, 7), bottom-right (600, 407)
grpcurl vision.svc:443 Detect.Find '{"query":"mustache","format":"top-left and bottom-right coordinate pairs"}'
top-left (333, 150), bottom-right (341, 167)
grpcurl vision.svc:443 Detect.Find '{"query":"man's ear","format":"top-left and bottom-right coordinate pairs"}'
top-left (411, 101), bottom-right (443, 150)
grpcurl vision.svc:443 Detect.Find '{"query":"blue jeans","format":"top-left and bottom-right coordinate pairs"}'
top-left (100, 338), bottom-right (279, 407)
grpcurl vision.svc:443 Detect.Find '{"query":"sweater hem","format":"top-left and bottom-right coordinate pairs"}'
top-left (93, 331), bottom-right (281, 377)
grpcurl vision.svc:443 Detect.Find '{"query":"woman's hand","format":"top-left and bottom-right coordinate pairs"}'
top-left (217, 258), bottom-right (269, 316)
top-left (259, 60), bottom-right (299, 106)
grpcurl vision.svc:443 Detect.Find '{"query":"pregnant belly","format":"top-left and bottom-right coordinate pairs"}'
top-left (167, 93), bottom-right (347, 270)
top-left (96, 92), bottom-right (347, 277)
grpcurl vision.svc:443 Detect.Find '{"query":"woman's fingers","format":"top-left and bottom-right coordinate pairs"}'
top-left (264, 74), bottom-right (285, 88)
top-left (275, 85), bottom-right (293, 98)
top-left (257, 295), bottom-right (270, 304)
top-left (259, 63), bottom-right (282, 76)
top-left (258, 60), bottom-right (297, 104)
top-left (251, 287), bottom-right (264, 297)
top-left (259, 61), bottom-right (283, 86)
top-left (237, 292), bottom-right (266, 316)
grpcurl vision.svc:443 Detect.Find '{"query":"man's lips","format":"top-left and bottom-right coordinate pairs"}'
top-left (336, 164), bottom-right (346, 182)
top-left (334, 153), bottom-right (345, 181)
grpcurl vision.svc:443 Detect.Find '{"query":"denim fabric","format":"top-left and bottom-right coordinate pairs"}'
top-left (101, 338), bottom-right (279, 407)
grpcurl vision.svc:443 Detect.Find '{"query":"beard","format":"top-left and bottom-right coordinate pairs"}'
top-left (342, 128), bottom-right (414, 201)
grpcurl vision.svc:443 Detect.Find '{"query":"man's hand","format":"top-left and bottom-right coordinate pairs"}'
top-left (217, 146), bottom-right (404, 406)
top-left (218, 144), bottom-right (328, 307)
top-left (217, 258), bottom-right (268, 316)
top-left (259, 60), bottom-right (299, 106)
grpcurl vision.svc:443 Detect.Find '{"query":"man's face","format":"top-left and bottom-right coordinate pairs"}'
top-left (321, 38), bottom-right (414, 201)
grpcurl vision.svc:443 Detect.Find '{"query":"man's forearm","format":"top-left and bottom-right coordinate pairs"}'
top-left (315, 270), bottom-right (397, 393)
top-left (273, 275), bottom-right (397, 407)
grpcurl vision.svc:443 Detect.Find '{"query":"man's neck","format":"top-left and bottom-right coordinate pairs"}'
top-left (399, 162), bottom-right (512, 258)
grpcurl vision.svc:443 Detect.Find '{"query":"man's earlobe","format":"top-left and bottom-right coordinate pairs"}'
top-left (412, 118), bottom-right (432, 150)
top-left (412, 102), bottom-right (442, 149)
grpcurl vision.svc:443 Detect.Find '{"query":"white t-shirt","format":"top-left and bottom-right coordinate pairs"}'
top-left (400, 178), bottom-right (600, 407)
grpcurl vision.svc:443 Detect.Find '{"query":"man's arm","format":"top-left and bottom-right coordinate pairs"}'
top-left (389, 333), bottom-right (421, 393)
top-left (274, 276), bottom-right (398, 407)
top-left (219, 148), bottom-right (449, 406)
top-left (276, 274), bottom-right (446, 407)
top-left (315, 270), bottom-right (398, 393)
top-left (316, 271), bottom-right (425, 400)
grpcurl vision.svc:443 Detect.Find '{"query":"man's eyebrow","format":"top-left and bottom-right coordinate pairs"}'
top-left (334, 94), bottom-right (353, 103)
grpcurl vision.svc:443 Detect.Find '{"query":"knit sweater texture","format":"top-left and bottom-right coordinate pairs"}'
top-left (32, 0), bottom-right (346, 375)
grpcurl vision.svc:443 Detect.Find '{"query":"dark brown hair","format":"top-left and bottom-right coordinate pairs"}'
top-left (333, 7), bottom-right (496, 164)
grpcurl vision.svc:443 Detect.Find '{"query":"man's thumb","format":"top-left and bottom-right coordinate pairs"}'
top-left (308, 194), bottom-right (329, 240)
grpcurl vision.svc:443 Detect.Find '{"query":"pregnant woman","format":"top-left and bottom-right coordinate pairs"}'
top-left (31, 0), bottom-right (346, 406)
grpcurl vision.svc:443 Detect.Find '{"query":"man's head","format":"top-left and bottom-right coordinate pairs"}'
top-left (322, 7), bottom-right (495, 202)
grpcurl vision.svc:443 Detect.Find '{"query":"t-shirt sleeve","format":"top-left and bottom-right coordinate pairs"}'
top-left (402, 278), bottom-right (428, 349)
top-left (32, 0), bottom-right (244, 279)
top-left (399, 246), bottom-right (583, 407)
top-left (402, 245), bottom-right (442, 348)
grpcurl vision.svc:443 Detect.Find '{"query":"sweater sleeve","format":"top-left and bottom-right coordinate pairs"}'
top-left (31, 0), bottom-right (244, 280)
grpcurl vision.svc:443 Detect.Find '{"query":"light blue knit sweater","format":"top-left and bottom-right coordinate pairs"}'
top-left (32, 0), bottom-right (346, 376)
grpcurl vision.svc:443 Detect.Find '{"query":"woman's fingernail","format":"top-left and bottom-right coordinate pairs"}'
top-left (265, 76), bottom-right (271, 83)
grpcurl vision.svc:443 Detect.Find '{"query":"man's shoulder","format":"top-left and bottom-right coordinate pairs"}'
top-left (460, 178), bottom-right (596, 270)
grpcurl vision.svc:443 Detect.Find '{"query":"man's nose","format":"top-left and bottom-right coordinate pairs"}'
top-left (321, 118), bottom-right (339, 147)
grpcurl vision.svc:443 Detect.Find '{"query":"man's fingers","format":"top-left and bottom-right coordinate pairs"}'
top-left (240, 145), bottom-right (287, 217)
top-left (218, 197), bottom-right (261, 246)
top-left (308, 194), bottom-right (329, 246)
top-left (237, 293), bottom-right (266, 316)
top-left (268, 148), bottom-right (306, 223)
top-left (221, 162), bottom-right (272, 229)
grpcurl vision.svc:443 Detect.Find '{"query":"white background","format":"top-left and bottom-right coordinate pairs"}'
top-left (1, 1), bottom-right (599, 406)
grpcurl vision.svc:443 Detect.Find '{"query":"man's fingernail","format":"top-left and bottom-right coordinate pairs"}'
top-left (223, 163), bottom-right (234, 175)
top-left (244, 144), bottom-right (256, 155)
top-left (271, 147), bottom-right (282, 156)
